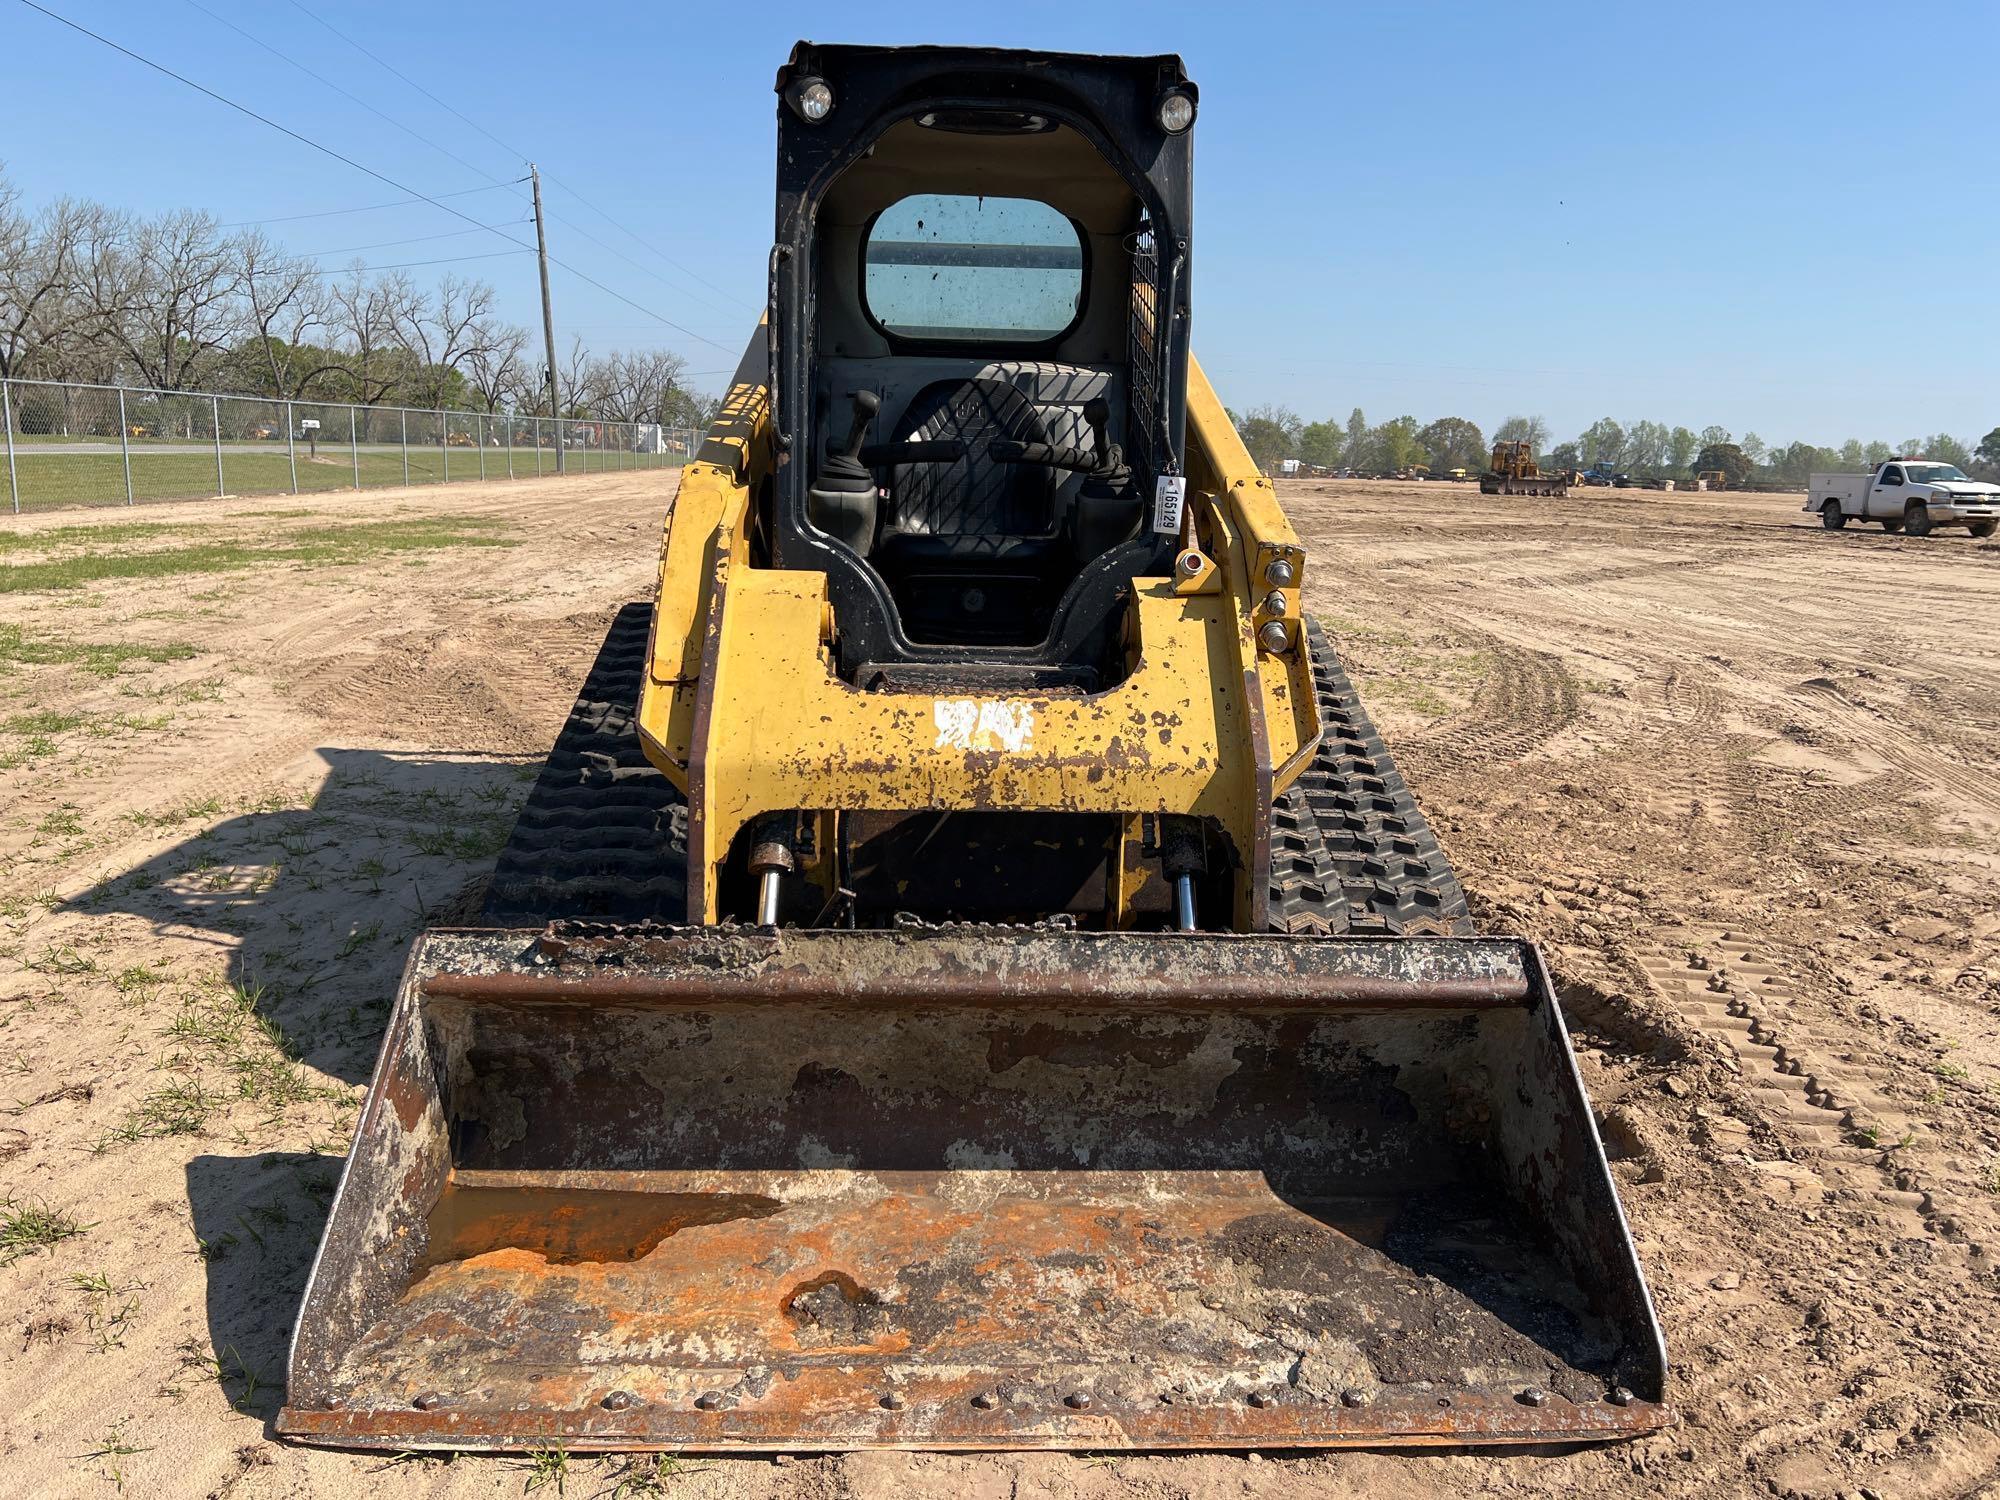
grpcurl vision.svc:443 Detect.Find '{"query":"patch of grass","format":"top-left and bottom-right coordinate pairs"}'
top-left (6, 708), bottom-right (88, 736)
top-left (0, 623), bottom-right (197, 677)
top-left (1359, 675), bottom-right (1453, 719)
top-left (147, 980), bottom-right (343, 1130)
top-left (124, 795), bottom-right (223, 829)
top-left (97, 1078), bottom-right (221, 1148)
top-left (13, 443), bottom-right (675, 512)
top-left (37, 804), bottom-right (85, 838)
top-left (70, 1271), bottom-right (143, 1351)
top-left (0, 522), bottom-right (182, 553)
top-left (609, 1454), bottom-right (707, 1496)
top-left (0, 734), bottom-right (56, 768)
top-left (410, 822), bottom-right (509, 862)
top-left (77, 1420), bottom-right (151, 1492)
top-left (115, 966), bottom-right (166, 997)
top-left (0, 516), bottom-right (516, 594)
top-left (27, 944), bottom-right (96, 976)
top-left (1, 1196), bottom-right (90, 1264)
top-left (523, 1442), bottom-right (571, 1495)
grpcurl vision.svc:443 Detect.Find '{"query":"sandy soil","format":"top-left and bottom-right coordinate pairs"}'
top-left (1, 474), bottom-right (1996, 1498)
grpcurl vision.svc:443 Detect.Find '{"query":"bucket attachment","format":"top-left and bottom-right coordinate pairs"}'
top-left (279, 926), bottom-right (1668, 1451)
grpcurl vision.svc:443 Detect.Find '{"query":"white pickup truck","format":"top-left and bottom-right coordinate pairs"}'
top-left (1806, 460), bottom-right (2000, 537)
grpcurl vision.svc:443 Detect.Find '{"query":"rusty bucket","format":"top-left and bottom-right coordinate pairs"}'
top-left (278, 926), bottom-right (1667, 1451)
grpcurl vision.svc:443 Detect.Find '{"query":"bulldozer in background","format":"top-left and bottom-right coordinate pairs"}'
top-left (1480, 438), bottom-right (1570, 497)
top-left (278, 42), bottom-right (1666, 1453)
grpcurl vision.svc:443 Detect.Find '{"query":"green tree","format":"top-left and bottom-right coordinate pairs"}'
top-left (1237, 403), bottom-right (1303, 473)
top-left (1698, 425), bottom-right (1732, 450)
top-left (1298, 420), bottom-right (1341, 469)
top-left (1905, 432), bottom-right (1973, 468)
top-left (1694, 442), bottom-right (1752, 488)
top-left (1668, 426), bottom-right (1698, 474)
top-left (1416, 416), bottom-right (1485, 472)
top-left (1375, 415), bottom-right (1426, 470)
top-left (1548, 441), bottom-right (1580, 472)
top-left (1579, 418), bottom-right (1627, 468)
top-left (1345, 407), bottom-right (1369, 471)
top-left (1626, 419), bottom-right (1671, 474)
top-left (1740, 431), bottom-right (1767, 465)
top-left (1838, 439), bottom-right (1866, 470)
top-left (1975, 426), bottom-right (2000, 478)
top-left (1864, 440), bottom-right (1893, 467)
top-left (1769, 441), bottom-right (1838, 486)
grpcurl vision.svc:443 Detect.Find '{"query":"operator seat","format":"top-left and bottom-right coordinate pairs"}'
top-left (872, 376), bottom-right (1063, 644)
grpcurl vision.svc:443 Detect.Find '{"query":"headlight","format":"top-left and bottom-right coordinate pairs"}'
top-left (794, 78), bottom-right (834, 122)
top-left (1157, 90), bottom-right (1196, 134)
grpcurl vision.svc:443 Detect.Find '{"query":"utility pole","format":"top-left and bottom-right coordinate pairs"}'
top-left (530, 163), bottom-right (564, 474)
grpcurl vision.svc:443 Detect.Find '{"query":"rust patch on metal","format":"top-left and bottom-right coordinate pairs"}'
top-left (421, 1184), bottom-right (783, 1269)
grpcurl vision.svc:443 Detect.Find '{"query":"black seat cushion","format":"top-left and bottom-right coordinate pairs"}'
top-left (880, 377), bottom-right (1055, 551)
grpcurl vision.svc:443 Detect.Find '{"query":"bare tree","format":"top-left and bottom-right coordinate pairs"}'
top-left (388, 273), bottom-right (503, 410)
top-left (463, 322), bottom-right (530, 413)
top-left (584, 347), bottom-right (691, 423)
top-left (557, 335), bottom-right (593, 417)
top-left (81, 208), bottom-right (243, 389)
top-left (327, 265), bottom-right (408, 406)
top-left (0, 176), bottom-right (722, 433)
top-left (0, 189), bottom-right (105, 383)
top-left (231, 230), bottom-right (335, 398)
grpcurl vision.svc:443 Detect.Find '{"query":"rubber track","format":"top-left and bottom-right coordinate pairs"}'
top-left (481, 603), bottom-right (689, 925)
top-left (1267, 618), bottom-right (1473, 936)
top-left (486, 608), bottom-right (1466, 935)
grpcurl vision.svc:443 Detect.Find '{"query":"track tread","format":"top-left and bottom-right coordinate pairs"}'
top-left (481, 602), bottom-right (688, 925)
top-left (1267, 618), bottom-right (1473, 936)
top-left (488, 609), bottom-right (1464, 935)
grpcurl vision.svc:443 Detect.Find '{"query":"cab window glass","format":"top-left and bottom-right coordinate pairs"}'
top-left (864, 194), bottom-right (1083, 342)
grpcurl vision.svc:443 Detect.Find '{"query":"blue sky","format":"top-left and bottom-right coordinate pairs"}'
top-left (3, 0), bottom-right (1995, 446)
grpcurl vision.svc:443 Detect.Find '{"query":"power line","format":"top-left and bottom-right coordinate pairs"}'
top-left (178, 0), bottom-right (505, 187)
top-left (545, 174), bottom-right (749, 310)
top-left (219, 182), bottom-right (523, 229)
top-left (541, 249), bottom-right (734, 352)
top-left (274, 0), bottom-right (750, 341)
top-left (16, 0), bottom-right (736, 352)
top-left (310, 249), bottom-right (531, 275)
top-left (543, 206), bottom-right (747, 322)
top-left (18, 1), bottom-right (523, 242)
top-left (283, 0), bottom-right (525, 165)
top-left (304, 220), bottom-right (529, 257)
top-left (275, 0), bottom-right (749, 321)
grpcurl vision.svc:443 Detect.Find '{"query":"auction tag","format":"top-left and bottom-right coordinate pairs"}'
top-left (1151, 474), bottom-right (1187, 534)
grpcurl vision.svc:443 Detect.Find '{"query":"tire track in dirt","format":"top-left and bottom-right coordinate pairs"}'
top-left (1634, 929), bottom-right (1973, 1253)
top-left (280, 612), bottom-right (602, 756)
top-left (1400, 633), bottom-right (1580, 776)
top-left (1792, 676), bottom-right (2000, 813)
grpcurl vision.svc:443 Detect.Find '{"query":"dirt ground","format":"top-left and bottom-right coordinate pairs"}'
top-left (1, 473), bottom-right (1996, 1498)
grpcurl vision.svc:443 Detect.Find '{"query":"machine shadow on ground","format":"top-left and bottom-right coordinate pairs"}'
top-left (70, 745), bottom-right (535, 1088)
top-left (185, 1150), bottom-right (345, 1424)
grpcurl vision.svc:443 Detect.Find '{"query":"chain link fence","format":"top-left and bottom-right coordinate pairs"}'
top-left (0, 377), bottom-right (699, 514)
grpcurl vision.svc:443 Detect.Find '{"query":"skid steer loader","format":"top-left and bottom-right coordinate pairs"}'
top-left (279, 43), bottom-right (1667, 1452)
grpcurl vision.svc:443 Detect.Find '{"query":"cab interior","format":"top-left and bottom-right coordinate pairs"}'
top-left (801, 115), bottom-right (1164, 648)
